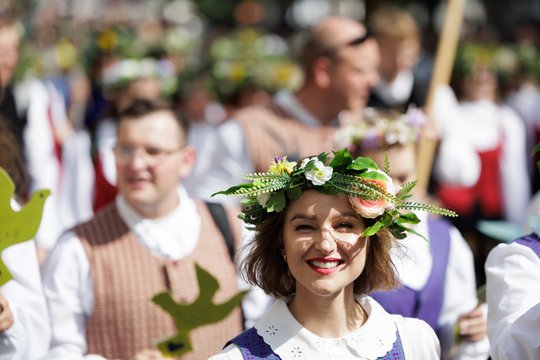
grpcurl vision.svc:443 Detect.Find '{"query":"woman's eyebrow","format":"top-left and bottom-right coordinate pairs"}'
top-left (289, 214), bottom-right (317, 223)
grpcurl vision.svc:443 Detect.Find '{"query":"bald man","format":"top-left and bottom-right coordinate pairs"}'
top-left (186, 16), bottom-right (380, 203)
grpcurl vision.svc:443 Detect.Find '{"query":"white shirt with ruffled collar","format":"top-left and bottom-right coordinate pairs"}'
top-left (210, 295), bottom-right (440, 360)
top-left (115, 185), bottom-right (201, 259)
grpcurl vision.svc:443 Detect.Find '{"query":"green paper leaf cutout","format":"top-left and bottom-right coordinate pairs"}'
top-left (0, 167), bottom-right (50, 286)
top-left (152, 263), bottom-right (248, 357)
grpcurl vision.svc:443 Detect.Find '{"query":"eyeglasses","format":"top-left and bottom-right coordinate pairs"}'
top-left (113, 144), bottom-right (183, 166)
top-left (323, 30), bottom-right (373, 58)
top-left (345, 30), bottom-right (372, 47)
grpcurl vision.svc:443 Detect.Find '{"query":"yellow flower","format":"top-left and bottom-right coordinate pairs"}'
top-left (268, 156), bottom-right (296, 175)
top-left (98, 29), bottom-right (118, 51)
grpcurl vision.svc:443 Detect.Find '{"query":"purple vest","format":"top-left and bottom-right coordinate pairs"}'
top-left (227, 326), bottom-right (405, 359)
top-left (370, 219), bottom-right (452, 331)
top-left (514, 233), bottom-right (540, 257)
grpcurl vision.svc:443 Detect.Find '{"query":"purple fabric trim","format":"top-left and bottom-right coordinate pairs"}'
top-left (514, 233), bottom-right (540, 257)
top-left (370, 286), bottom-right (417, 319)
top-left (379, 329), bottom-right (406, 359)
top-left (227, 327), bottom-right (406, 359)
top-left (226, 327), bottom-right (281, 360)
top-left (417, 219), bottom-right (451, 329)
top-left (370, 218), bottom-right (452, 331)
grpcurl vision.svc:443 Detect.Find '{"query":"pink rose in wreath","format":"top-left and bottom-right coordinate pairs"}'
top-left (349, 169), bottom-right (397, 218)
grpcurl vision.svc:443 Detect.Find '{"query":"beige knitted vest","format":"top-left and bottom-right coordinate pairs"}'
top-left (76, 201), bottom-right (243, 360)
top-left (235, 103), bottom-right (337, 172)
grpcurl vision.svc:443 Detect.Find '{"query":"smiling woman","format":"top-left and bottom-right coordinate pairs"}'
top-left (209, 149), bottom-right (455, 359)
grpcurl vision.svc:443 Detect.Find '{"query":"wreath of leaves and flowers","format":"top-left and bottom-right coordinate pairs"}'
top-left (334, 107), bottom-right (428, 153)
top-left (207, 27), bottom-right (303, 105)
top-left (213, 148), bottom-right (456, 240)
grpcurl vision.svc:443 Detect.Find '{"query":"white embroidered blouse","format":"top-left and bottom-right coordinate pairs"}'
top-left (210, 295), bottom-right (440, 360)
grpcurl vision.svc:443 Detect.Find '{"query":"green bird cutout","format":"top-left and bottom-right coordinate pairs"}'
top-left (0, 167), bottom-right (51, 286)
top-left (152, 263), bottom-right (248, 357)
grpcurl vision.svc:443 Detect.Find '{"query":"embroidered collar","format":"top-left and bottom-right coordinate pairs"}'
top-left (254, 295), bottom-right (398, 359)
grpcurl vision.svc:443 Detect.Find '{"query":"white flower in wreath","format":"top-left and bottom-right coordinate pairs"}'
top-left (305, 160), bottom-right (333, 186)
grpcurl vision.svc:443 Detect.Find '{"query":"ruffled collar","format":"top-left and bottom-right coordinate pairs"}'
top-left (254, 295), bottom-right (397, 359)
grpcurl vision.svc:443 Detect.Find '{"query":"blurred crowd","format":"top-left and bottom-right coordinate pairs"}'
top-left (1, 0), bottom-right (540, 359)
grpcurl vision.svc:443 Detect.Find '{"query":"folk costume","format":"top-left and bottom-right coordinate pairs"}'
top-left (371, 213), bottom-right (490, 360)
top-left (486, 233), bottom-right (540, 360)
top-left (210, 296), bottom-right (440, 360)
top-left (434, 86), bottom-right (530, 226)
top-left (0, 200), bottom-right (51, 360)
top-left (193, 91), bottom-right (339, 203)
top-left (210, 149), bottom-right (457, 360)
top-left (42, 187), bottom-right (244, 360)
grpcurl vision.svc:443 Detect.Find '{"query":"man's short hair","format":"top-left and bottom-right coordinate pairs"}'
top-left (369, 6), bottom-right (420, 43)
top-left (118, 98), bottom-right (190, 143)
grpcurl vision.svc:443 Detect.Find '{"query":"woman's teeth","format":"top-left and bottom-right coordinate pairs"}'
top-left (308, 260), bottom-right (340, 269)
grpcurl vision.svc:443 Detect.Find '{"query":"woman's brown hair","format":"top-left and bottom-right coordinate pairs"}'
top-left (240, 203), bottom-right (399, 298)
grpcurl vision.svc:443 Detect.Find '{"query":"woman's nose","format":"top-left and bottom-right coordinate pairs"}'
top-left (314, 229), bottom-right (337, 253)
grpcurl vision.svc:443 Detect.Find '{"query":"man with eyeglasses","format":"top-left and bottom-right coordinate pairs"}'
top-left (41, 99), bottom-right (245, 360)
top-left (187, 16), bottom-right (380, 204)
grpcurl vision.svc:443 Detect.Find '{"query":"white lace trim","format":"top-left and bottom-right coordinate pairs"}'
top-left (254, 295), bottom-right (397, 360)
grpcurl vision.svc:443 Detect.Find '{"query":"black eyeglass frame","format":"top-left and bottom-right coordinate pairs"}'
top-left (321, 30), bottom-right (373, 59)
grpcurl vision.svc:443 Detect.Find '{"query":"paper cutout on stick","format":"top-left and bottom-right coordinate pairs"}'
top-left (152, 263), bottom-right (248, 357)
top-left (0, 167), bottom-right (50, 286)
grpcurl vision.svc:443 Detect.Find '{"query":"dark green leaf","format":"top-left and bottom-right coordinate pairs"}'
top-left (362, 220), bottom-right (385, 237)
top-left (317, 152), bottom-right (329, 163)
top-left (532, 142), bottom-right (540, 156)
top-left (397, 212), bottom-right (421, 224)
top-left (286, 186), bottom-right (302, 200)
top-left (266, 190), bottom-right (286, 212)
top-left (388, 226), bottom-right (407, 239)
top-left (329, 148), bottom-right (353, 170)
top-left (348, 157), bottom-right (379, 172)
top-left (396, 181), bottom-right (417, 199)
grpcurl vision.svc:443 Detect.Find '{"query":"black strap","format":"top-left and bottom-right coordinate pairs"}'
top-left (205, 201), bottom-right (235, 262)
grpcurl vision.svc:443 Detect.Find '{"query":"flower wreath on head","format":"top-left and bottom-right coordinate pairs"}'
top-left (213, 148), bottom-right (456, 240)
top-left (334, 107), bottom-right (428, 153)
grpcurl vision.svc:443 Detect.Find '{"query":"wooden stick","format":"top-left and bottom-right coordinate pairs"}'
top-left (416, 0), bottom-right (465, 191)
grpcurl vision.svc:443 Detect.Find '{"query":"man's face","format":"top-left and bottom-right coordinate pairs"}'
top-left (328, 38), bottom-right (380, 113)
top-left (378, 38), bottom-right (420, 82)
top-left (115, 110), bottom-right (194, 218)
top-left (0, 27), bottom-right (20, 86)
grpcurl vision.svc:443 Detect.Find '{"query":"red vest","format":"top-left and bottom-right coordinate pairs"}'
top-left (437, 142), bottom-right (504, 218)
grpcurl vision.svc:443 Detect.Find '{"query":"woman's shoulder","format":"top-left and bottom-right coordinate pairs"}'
top-left (392, 314), bottom-right (441, 358)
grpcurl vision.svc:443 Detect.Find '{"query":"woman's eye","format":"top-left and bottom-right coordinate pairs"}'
top-left (295, 224), bottom-right (314, 231)
top-left (336, 222), bottom-right (354, 229)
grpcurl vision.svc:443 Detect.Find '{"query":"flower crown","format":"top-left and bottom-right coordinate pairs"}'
top-left (334, 107), bottom-right (428, 152)
top-left (100, 57), bottom-right (178, 96)
top-left (213, 149), bottom-right (456, 239)
top-left (208, 27), bottom-right (303, 104)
